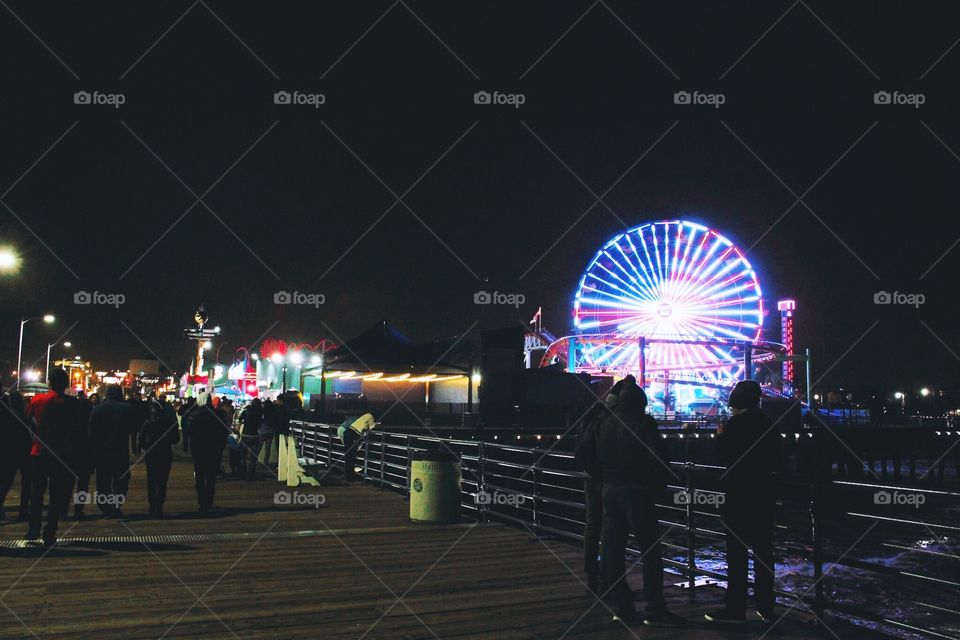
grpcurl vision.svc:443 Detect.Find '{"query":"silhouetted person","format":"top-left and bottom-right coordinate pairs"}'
top-left (239, 398), bottom-right (263, 479)
top-left (706, 380), bottom-right (779, 626)
top-left (574, 374), bottom-right (636, 596)
top-left (25, 368), bottom-right (83, 545)
top-left (0, 384), bottom-right (30, 520)
top-left (189, 393), bottom-right (228, 513)
top-left (88, 385), bottom-right (136, 517)
top-left (579, 381), bottom-right (681, 627)
top-left (138, 398), bottom-right (179, 517)
top-left (63, 391), bottom-right (94, 519)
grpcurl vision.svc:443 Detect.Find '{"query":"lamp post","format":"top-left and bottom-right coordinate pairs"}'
top-left (16, 314), bottom-right (54, 389)
top-left (45, 340), bottom-right (71, 382)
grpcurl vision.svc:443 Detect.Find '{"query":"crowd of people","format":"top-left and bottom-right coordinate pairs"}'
top-left (0, 368), bottom-right (298, 546)
top-left (576, 376), bottom-right (778, 628)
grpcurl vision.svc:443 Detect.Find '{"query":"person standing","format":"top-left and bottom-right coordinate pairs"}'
top-left (580, 381), bottom-right (682, 627)
top-left (0, 384), bottom-right (30, 520)
top-left (25, 369), bottom-right (83, 545)
top-left (574, 375), bottom-right (636, 596)
top-left (239, 398), bottom-right (263, 480)
top-left (706, 380), bottom-right (779, 625)
top-left (189, 393), bottom-right (228, 514)
top-left (88, 385), bottom-right (136, 518)
top-left (138, 398), bottom-right (179, 517)
top-left (178, 396), bottom-right (196, 453)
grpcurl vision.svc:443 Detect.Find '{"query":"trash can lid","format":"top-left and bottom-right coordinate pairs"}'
top-left (412, 450), bottom-right (458, 462)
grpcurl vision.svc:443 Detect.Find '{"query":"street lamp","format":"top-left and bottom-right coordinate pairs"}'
top-left (920, 387), bottom-right (930, 397)
top-left (46, 340), bottom-right (72, 382)
top-left (0, 246), bottom-right (20, 274)
top-left (16, 314), bottom-right (55, 389)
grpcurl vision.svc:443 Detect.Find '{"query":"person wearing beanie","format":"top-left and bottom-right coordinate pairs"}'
top-left (705, 380), bottom-right (779, 626)
top-left (577, 378), bottom-right (683, 627)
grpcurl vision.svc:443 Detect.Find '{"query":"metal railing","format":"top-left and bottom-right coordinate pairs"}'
top-left (289, 420), bottom-right (960, 639)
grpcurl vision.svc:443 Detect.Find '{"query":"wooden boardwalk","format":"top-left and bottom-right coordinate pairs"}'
top-left (0, 453), bottom-right (888, 639)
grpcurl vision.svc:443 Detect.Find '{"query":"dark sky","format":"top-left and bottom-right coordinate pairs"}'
top-left (1, 1), bottom-right (959, 391)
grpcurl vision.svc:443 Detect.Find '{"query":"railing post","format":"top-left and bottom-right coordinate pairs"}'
top-left (327, 427), bottom-right (333, 468)
top-left (531, 449), bottom-right (540, 536)
top-left (478, 440), bottom-right (487, 523)
top-left (405, 437), bottom-right (412, 493)
top-left (685, 461), bottom-right (696, 594)
top-left (810, 429), bottom-right (826, 621)
top-left (363, 432), bottom-right (370, 481)
top-left (379, 433), bottom-right (386, 490)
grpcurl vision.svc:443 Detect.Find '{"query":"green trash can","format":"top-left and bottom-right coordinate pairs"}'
top-left (409, 451), bottom-right (461, 524)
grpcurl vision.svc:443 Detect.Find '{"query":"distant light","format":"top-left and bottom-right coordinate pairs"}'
top-left (0, 246), bottom-right (19, 273)
top-left (213, 326), bottom-right (221, 333)
top-left (813, 394), bottom-right (821, 401)
top-left (920, 387), bottom-right (930, 397)
top-left (251, 353), bottom-right (259, 361)
top-left (63, 341), bottom-right (72, 348)
top-left (289, 352), bottom-right (303, 365)
top-left (202, 341), bottom-right (212, 350)
top-left (894, 392), bottom-right (904, 399)
top-left (310, 354), bottom-right (322, 366)
top-left (271, 352), bottom-right (283, 364)
top-left (471, 373), bottom-right (481, 384)
top-left (43, 314), bottom-right (55, 324)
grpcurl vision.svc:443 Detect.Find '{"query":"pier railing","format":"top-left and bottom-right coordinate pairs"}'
top-left (289, 420), bottom-right (960, 639)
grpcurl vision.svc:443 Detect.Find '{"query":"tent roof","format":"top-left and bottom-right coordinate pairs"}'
top-left (320, 320), bottom-right (469, 376)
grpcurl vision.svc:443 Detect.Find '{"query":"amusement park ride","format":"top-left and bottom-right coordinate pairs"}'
top-left (535, 220), bottom-right (800, 414)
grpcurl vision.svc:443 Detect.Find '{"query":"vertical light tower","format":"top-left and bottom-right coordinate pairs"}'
top-left (778, 299), bottom-right (796, 395)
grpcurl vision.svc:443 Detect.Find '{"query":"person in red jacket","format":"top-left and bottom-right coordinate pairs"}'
top-left (25, 368), bottom-right (83, 545)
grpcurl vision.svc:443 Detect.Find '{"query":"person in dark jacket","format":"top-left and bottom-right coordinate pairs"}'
top-left (0, 385), bottom-right (31, 520)
top-left (239, 398), bottom-right (263, 480)
top-left (25, 368), bottom-right (83, 545)
top-left (579, 381), bottom-right (682, 627)
top-left (705, 380), bottom-right (779, 625)
top-left (88, 384), bottom-right (136, 517)
top-left (188, 393), bottom-right (229, 514)
top-left (138, 398), bottom-right (180, 517)
top-left (178, 397), bottom-right (196, 453)
top-left (63, 391), bottom-right (94, 519)
top-left (574, 375), bottom-right (637, 596)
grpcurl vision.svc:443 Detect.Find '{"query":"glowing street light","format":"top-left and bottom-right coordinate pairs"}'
top-left (0, 246), bottom-right (20, 273)
top-left (16, 314), bottom-right (55, 390)
top-left (289, 351), bottom-right (303, 366)
top-left (46, 340), bottom-right (73, 383)
top-left (920, 387), bottom-right (930, 397)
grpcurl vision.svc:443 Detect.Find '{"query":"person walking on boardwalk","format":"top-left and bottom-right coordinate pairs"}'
top-left (138, 398), bottom-right (179, 517)
top-left (0, 383), bottom-right (31, 520)
top-left (705, 380), bottom-right (779, 626)
top-left (188, 392), bottom-right (229, 514)
top-left (25, 368), bottom-right (83, 545)
top-left (88, 384), bottom-right (136, 518)
top-left (579, 380), bottom-right (682, 627)
top-left (239, 398), bottom-right (263, 480)
top-left (63, 391), bottom-right (94, 519)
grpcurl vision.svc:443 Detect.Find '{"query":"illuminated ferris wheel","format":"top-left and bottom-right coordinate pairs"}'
top-left (570, 220), bottom-right (764, 385)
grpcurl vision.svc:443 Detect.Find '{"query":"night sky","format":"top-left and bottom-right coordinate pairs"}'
top-left (1, 1), bottom-right (958, 391)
